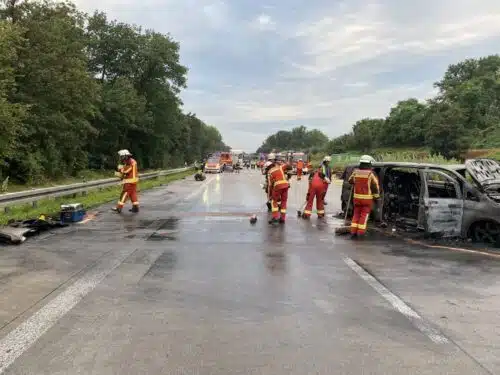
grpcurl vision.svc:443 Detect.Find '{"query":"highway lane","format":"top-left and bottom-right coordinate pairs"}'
top-left (0, 169), bottom-right (498, 374)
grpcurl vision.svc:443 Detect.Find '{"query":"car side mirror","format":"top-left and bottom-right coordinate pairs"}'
top-left (466, 191), bottom-right (480, 202)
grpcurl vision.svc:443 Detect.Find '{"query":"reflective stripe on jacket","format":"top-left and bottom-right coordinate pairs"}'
top-left (120, 158), bottom-right (138, 184)
top-left (348, 168), bottom-right (380, 200)
top-left (268, 165), bottom-right (289, 190)
top-left (321, 163), bottom-right (331, 179)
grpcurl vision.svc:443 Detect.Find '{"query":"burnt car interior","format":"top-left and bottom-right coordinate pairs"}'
top-left (382, 168), bottom-right (421, 226)
top-left (381, 167), bottom-right (461, 228)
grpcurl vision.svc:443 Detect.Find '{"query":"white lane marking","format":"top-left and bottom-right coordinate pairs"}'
top-left (184, 175), bottom-right (216, 201)
top-left (343, 257), bottom-right (449, 344)
top-left (0, 246), bottom-right (139, 373)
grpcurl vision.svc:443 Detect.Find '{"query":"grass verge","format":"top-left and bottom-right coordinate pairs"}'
top-left (1, 169), bottom-right (194, 224)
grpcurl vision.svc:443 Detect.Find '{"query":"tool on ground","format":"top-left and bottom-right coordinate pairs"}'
top-left (335, 187), bottom-right (353, 236)
top-left (297, 200), bottom-right (307, 217)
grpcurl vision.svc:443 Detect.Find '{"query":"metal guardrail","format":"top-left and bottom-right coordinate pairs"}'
top-left (0, 167), bottom-right (193, 209)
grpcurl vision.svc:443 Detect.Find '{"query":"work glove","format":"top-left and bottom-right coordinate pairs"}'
top-left (114, 171), bottom-right (122, 178)
top-left (324, 177), bottom-right (331, 184)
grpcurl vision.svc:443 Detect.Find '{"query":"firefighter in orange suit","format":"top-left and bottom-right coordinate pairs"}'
top-left (348, 155), bottom-right (380, 238)
top-left (112, 149), bottom-right (139, 213)
top-left (296, 159), bottom-right (304, 180)
top-left (267, 154), bottom-right (290, 225)
top-left (302, 165), bottom-right (330, 219)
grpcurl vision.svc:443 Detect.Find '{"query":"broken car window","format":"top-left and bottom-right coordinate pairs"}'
top-left (425, 171), bottom-right (458, 199)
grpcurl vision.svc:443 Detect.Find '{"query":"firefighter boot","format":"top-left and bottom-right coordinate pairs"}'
top-left (129, 206), bottom-right (139, 213)
top-left (111, 207), bottom-right (122, 213)
top-left (268, 218), bottom-right (279, 225)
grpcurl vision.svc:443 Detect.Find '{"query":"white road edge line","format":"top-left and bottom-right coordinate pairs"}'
top-left (0, 246), bottom-right (138, 374)
top-left (343, 257), bottom-right (449, 345)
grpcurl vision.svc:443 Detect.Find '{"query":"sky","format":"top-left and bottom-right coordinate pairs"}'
top-left (74, 0), bottom-right (500, 152)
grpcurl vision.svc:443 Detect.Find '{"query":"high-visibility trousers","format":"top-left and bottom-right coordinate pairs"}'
top-left (303, 184), bottom-right (326, 218)
top-left (351, 199), bottom-right (373, 235)
top-left (117, 183), bottom-right (139, 209)
top-left (271, 186), bottom-right (289, 220)
top-left (297, 168), bottom-right (303, 180)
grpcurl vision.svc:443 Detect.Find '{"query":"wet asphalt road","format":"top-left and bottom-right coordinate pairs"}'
top-left (0, 169), bottom-right (499, 374)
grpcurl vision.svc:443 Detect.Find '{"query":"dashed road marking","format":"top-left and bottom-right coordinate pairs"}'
top-left (184, 175), bottom-right (216, 201)
top-left (0, 246), bottom-right (139, 373)
top-left (343, 256), bottom-right (449, 345)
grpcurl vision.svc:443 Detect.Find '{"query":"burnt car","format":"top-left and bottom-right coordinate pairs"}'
top-left (340, 159), bottom-right (500, 245)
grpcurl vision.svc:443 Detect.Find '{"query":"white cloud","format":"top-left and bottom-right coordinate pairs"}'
top-left (253, 13), bottom-right (276, 30)
top-left (290, 1), bottom-right (500, 77)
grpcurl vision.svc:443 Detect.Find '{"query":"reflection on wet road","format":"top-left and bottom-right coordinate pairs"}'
top-left (0, 170), bottom-right (498, 374)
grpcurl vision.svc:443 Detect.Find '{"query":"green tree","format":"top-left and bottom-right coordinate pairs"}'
top-left (378, 99), bottom-right (428, 147)
top-left (256, 126), bottom-right (329, 153)
top-left (425, 101), bottom-right (470, 160)
top-left (0, 20), bottom-right (26, 166)
top-left (351, 118), bottom-right (384, 152)
top-left (0, 0), bottom-right (229, 183)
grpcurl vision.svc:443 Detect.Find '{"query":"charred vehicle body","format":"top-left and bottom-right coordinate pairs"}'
top-left (340, 159), bottom-right (500, 245)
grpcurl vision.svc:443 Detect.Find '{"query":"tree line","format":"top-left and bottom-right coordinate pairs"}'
top-left (327, 55), bottom-right (500, 160)
top-left (258, 55), bottom-right (500, 161)
top-left (0, 0), bottom-right (228, 184)
top-left (256, 125), bottom-right (329, 153)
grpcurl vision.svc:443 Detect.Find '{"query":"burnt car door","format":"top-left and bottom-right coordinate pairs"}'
top-left (419, 169), bottom-right (463, 236)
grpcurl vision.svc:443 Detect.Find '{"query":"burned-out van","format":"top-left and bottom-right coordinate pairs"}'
top-left (340, 159), bottom-right (500, 245)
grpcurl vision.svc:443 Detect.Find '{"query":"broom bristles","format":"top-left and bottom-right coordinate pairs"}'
top-left (334, 225), bottom-right (351, 235)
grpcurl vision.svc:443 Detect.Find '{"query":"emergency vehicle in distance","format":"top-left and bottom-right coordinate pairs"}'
top-left (278, 151), bottom-right (310, 175)
top-left (204, 151), bottom-right (224, 173)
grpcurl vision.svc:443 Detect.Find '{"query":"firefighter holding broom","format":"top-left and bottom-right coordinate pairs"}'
top-left (348, 155), bottom-right (380, 239)
top-left (267, 154), bottom-right (291, 225)
top-left (301, 164), bottom-right (331, 219)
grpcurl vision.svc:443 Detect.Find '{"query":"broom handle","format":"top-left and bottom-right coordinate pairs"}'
top-left (344, 187), bottom-right (353, 223)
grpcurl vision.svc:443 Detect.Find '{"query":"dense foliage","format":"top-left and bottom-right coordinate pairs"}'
top-left (0, 0), bottom-right (228, 184)
top-left (256, 126), bottom-right (329, 153)
top-left (326, 55), bottom-right (500, 160)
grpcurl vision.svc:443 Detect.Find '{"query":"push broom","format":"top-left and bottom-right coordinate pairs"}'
top-left (334, 187), bottom-right (353, 235)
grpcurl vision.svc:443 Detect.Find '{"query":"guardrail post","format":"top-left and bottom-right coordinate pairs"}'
top-left (32, 201), bottom-right (37, 208)
top-left (4, 206), bottom-right (9, 214)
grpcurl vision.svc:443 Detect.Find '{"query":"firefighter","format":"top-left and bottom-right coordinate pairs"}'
top-left (262, 160), bottom-right (274, 212)
top-left (302, 164), bottom-right (331, 219)
top-left (112, 149), bottom-right (139, 213)
top-left (296, 158), bottom-right (304, 180)
top-left (321, 156), bottom-right (332, 205)
top-left (348, 155), bottom-right (379, 239)
top-left (267, 156), bottom-right (290, 224)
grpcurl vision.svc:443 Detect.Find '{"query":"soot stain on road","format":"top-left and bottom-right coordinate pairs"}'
top-left (143, 250), bottom-right (178, 278)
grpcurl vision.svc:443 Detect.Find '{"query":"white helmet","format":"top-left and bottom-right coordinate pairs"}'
top-left (264, 161), bottom-right (272, 169)
top-left (359, 155), bottom-right (375, 164)
top-left (323, 155), bottom-right (331, 162)
top-left (118, 149), bottom-right (132, 157)
top-left (267, 152), bottom-right (276, 160)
